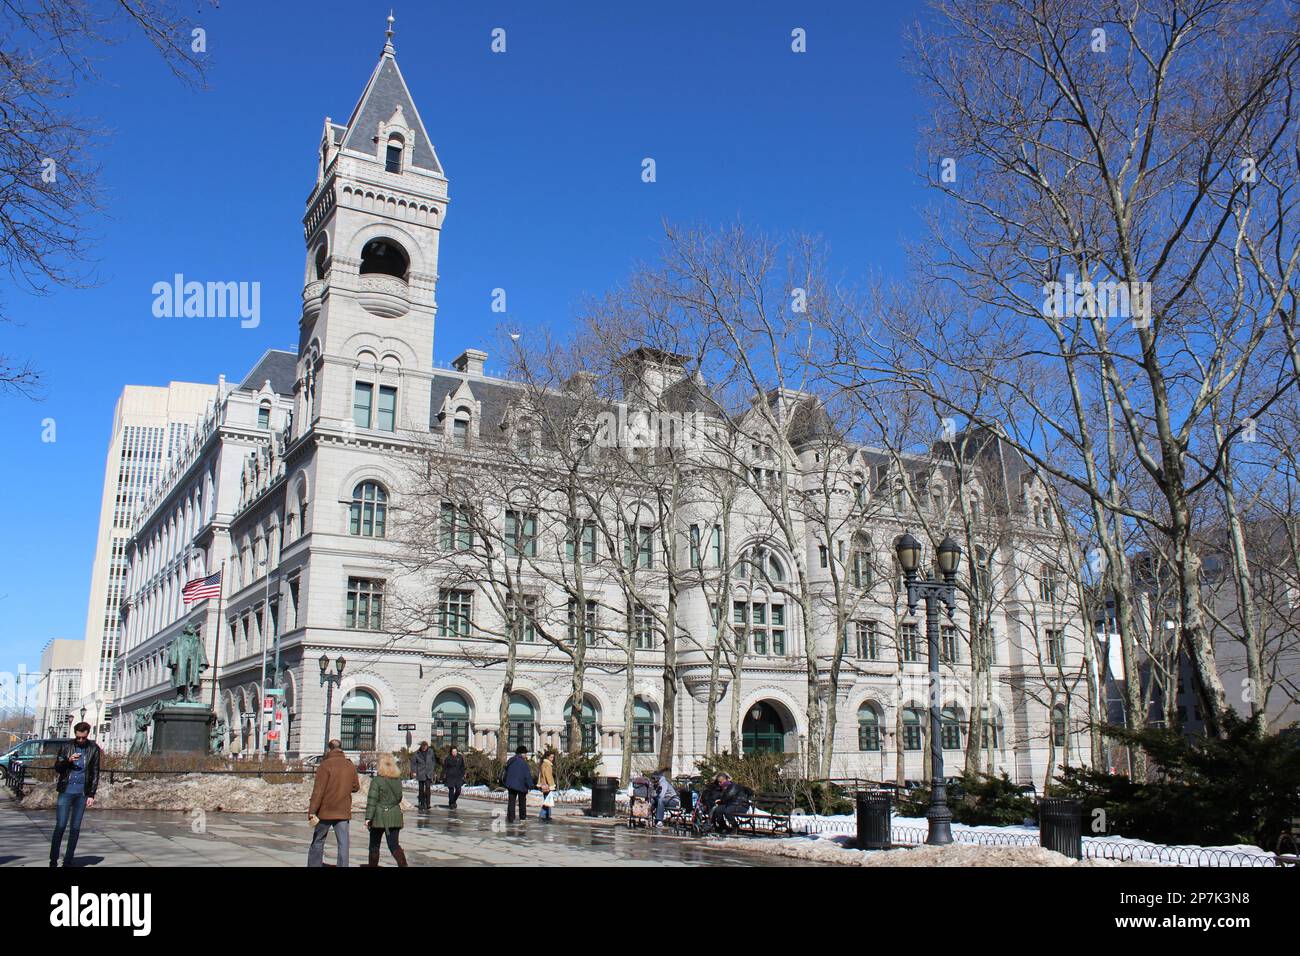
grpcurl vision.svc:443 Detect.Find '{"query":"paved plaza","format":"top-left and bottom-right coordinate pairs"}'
top-left (0, 795), bottom-right (799, 867)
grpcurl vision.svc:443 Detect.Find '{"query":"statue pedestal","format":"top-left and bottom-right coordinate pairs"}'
top-left (152, 705), bottom-right (214, 754)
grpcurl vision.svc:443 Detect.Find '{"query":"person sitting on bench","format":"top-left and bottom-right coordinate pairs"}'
top-left (708, 773), bottom-right (751, 833)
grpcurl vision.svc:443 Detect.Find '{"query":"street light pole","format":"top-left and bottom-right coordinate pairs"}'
top-left (318, 654), bottom-right (345, 753)
top-left (895, 532), bottom-right (962, 847)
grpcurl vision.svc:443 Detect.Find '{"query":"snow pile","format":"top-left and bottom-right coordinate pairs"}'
top-left (743, 832), bottom-right (1121, 867)
top-left (788, 812), bottom-right (1276, 866)
top-left (19, 773), bottom-right (413, 814)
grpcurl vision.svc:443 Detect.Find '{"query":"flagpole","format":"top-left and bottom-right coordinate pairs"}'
top-left (209, 559), bottom-right (226, 714)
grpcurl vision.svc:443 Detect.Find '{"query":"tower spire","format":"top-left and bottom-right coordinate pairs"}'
top-left (384, 10), bottom-right (395, 54)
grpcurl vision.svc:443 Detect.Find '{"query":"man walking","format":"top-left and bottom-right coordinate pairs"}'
top-left (307, 740), bottom-right (360, 866)
top-left (502, 745), bottom-right (533, 823)
top-left (410, 741), bottom-right (435, 811)
top-left (50, 722), bottom-right (100, 867)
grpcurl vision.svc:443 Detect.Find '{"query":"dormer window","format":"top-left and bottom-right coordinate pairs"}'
top-left (385, 134), bottom-right (404, 173)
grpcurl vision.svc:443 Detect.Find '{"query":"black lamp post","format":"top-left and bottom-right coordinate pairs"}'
top-left (434, 713), bottom-right (446, 746)
top-left (318, 653), bottom-right (346, 751)
top-left (895, 532), bottom-right (962, 846)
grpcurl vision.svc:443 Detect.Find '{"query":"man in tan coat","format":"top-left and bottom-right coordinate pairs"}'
top-left (307, 740), bottom-right (360, 866)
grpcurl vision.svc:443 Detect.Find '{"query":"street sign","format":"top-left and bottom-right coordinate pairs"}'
top-left (397, 723), bottom-right (416, 731)
top-left (265, 687), bottom-right (285, 696)
top-left (240, 711), bottom-right (257, 720)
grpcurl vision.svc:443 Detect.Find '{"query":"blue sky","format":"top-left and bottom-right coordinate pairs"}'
top-left (0, 0), bottom-right (931, 678)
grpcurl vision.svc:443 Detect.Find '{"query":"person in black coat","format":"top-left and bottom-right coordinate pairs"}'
top-left (502, 745), bottom-right (534, 822)
top-left (51, 722), bottom-right (101, 867)
top-left (708, 773), bottom-right (751, 833)
top-left (442, 745), bottom-right (466, 809)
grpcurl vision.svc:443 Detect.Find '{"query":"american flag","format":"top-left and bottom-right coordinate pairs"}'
top-left (181, 571), bottom-right (223, 604)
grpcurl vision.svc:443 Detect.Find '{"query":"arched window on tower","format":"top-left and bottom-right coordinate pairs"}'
top-left (359, 238), bottom-right (408, 281)
top-left (314, 244), bottom-right (328, 280)
top-left (385, 134), bottom-right (404, 173)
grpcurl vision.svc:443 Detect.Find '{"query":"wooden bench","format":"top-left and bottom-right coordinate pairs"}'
top-left (728, 792), bottom-right (796, 836)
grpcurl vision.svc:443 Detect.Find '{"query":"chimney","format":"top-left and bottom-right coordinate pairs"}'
top-left (452, 348), bottom-right (488, 376)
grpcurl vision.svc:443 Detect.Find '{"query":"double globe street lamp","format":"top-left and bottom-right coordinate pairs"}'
top-left (318, 654), bottom-right (346, 752)
top-left (894, 531), bottom-right (962, 846)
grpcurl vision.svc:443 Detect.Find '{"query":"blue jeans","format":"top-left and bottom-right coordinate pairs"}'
top-left (654, 795), bottom-right (680, 823)
top-left (307, 819), bottom-right (350, 867)
top-left (51, 792), bottom-right (87, 864)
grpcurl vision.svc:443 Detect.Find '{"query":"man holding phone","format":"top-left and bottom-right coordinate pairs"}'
top-left (50, 722), bottom-right (101, 867)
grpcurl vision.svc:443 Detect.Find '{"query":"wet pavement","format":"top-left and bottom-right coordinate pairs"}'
top-left (0, 796), bottom-right (803, 867)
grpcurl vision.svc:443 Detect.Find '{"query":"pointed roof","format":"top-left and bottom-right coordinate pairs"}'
top-left (340, 19), bottom-right (443, 174)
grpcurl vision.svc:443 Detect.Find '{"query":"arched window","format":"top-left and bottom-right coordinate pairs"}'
top-left (349, 481), bottom-right (388, 537)
top-left (902, 706), bottom-right (924, 751)
top-left (431, 690), bottom-right (470, 749)
top-left (452, 406), bottom-right (472, 446)
top-left (385, 134), bottom-right (404, 173)
top-left (857, 703), bottom-right (881, 752)
top-left (631, 699), bottom-right (655, 754)
top-left (313, 244), bottom-right (328, 280)
top-left (507, 694), bottom-right (534, 752)
top-left (359, 238), bottom-right (409, 280)
top-left (733, 545), bottom-right (786, 583)
top-left (1051, 705), bottom-right (1067, 748)
top-left (940, 706), bottom-right (963, 750)
top-left (561, 698), bottom-right (598, 754)
top-left (340, 690), bottom-right (377, 751)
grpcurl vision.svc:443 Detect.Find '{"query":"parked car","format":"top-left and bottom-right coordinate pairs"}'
top-left (0, 737), bottom-right (71, 771)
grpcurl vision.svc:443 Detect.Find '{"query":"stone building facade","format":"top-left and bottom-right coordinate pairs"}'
top-left (110, 29), bottom-right (1092, 785)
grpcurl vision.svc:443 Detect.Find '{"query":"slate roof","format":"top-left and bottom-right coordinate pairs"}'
top-left (239, 349), bottom-right (298, 396)
top-left (342, 47), bottom-right (442, 174)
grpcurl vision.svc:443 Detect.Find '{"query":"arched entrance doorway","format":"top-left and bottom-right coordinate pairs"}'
top-left (742, 701), bottom-right (787, 753)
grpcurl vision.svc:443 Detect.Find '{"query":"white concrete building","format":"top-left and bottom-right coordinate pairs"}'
top-left (37, 639), bottom-right (84, 739)
top-left (109, 27), bottom-right (1092, 784)
top-left (79, 381), bottom-right (217, 734)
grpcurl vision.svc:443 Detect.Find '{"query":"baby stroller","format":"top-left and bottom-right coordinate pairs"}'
top-left (627, 775), bottom-right (655, 828)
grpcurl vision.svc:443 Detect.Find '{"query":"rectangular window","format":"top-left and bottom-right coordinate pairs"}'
top-left (376, 385), bottom-right (397, 432)
top-left (568, 598), bottom-right (598, 645)
top-left (689, 524), bottom-right (702, 569)
top-left (439, 503), bottom-right (474, 551)
top-left (901, 622), bottom-right (921, 663)
top-left (288, 576), bottom-right (300, 630)
top-left (565, 519), bottom-right (596, 562)
top-left (625, 525), bottom-right (653, 569)
top-left (771, 604), bottom-right (785, 655)
top-left (710, 525), bottom-right (722, 566)
top-left (346, 577), bottom-right (384, 630)
top-left (856, 620), bottom-right (878, 660)
top-left (941, 625), bottom-right (958, 663)
top-left (438, 589), bottom-right (473, 637)
top-left (506, 510), bottom-right (537, 557)
top-left (1046, 628), bottom-right (1065, 665)
top-left (852, 549), bottom-right (873, 589)
top-left (1040, 568), bottom-right (1059, 603)
top-left (385, 144), bottom-right (402, 173)
top-left (903, 713), bottom-right (924, 751)
top-left (506, 594), bottom-right (537, 642)
top-left (257, 405), bottom-right (270, 428)
top-left (633, 604), bottom-right (655, 649)
top-left (353, 382), bottom-right (373, 429)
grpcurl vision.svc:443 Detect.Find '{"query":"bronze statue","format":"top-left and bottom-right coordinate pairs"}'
top-left (167, 623), bottom-right (209, 703)
top-left (127, 702), bottom-right (161, 757)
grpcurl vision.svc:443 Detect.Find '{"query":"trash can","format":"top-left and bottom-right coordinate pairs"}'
top-left (856, 791), bottom-right (892, 850)
top-left (590, 776), bottom-right (618, 817)
top-left (1038, 798), bottom-right (1083, 859)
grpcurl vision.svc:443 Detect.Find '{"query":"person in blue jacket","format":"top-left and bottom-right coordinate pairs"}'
top-left (502, 745), bottom-right (534, 822)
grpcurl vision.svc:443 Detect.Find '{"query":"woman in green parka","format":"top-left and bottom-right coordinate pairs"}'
top-left (364, 752), bottom-right (408, 866)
